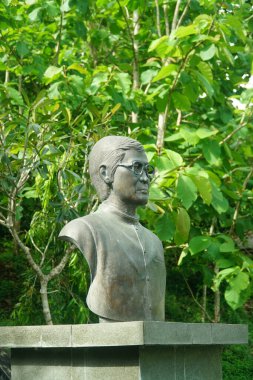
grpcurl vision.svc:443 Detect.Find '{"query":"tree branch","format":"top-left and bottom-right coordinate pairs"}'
top-left (132, 9), bottom-right (140, 123)
top-left (155, 0), bottom-right (162, 37)
top-left (177, 0), bottom-right (190, 28)
top-left (183, 274), bottom-right (213, 322)
top-left (47, 245), bottom-right (74, 282)
top-left (53, 6), bottom-right (64, 65)
top-left (10, 226), bottom-right (44, 279)
top-left (163, 3), bottom-right (170, 36)
top-left (230, 166), bottom-right (253, 235)
top-left (171, 0), bottom-right (181, 32)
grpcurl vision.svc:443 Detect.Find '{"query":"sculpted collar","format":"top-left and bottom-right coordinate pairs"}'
top-left (97, 201), bottom-right (140, 224)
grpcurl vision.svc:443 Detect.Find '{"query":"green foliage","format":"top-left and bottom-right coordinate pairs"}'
top-left (0, 0), bottom-right (252, 350)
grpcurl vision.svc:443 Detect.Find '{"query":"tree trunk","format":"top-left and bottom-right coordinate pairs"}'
top-left (40, 280), bottom-right (53, 325)
top-left (214, 265), bottom-right (220, 323)
top-left (201, 285), bottom-right (207, 322)
top-left (132, 9), bottom-right (139, 123)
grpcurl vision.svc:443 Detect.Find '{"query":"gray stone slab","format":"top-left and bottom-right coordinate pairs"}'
top-left (143, 322), bottom-right (213, 345)
top-left (0, 325), bottom-right (72, 348)
top-left (82, 347), bottom-right (139, 380)
top-left (0, 326), bottom-right (41, 348)
top-left (0, 322), bottom-right (248, 349)
top-left (139, 346), bottom-right (223, 380)
top-left (211, 323), bottom-right (248, 344)
top-left (139, 346), bottom-right (176, 380)
top-left (12, 348), bottom-right (73, 380)
top-left (12, 347), bottom-right (139, 380)
top-left (72, 321), bottom-right (144, 347)
top-left (40, 325), bottom-right (72, 347)
top-left (143, 322), bottom-right (248, 346)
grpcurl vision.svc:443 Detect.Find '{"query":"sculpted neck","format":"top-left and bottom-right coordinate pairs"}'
top-left (104, 194), bottom-right (138, 218)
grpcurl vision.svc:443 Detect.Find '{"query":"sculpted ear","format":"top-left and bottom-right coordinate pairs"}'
top-left (99, 165), bottom-right (112, 185)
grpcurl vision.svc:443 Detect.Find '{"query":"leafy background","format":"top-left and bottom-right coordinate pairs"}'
top-left (0, 0), bottom-right (253, 377)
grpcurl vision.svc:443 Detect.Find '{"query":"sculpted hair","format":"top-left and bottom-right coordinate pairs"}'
top-left (88, 136), bottom-right (144, 201)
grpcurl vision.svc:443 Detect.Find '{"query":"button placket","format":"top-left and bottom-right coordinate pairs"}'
top-left (132, 224), bottom-right (152, 319)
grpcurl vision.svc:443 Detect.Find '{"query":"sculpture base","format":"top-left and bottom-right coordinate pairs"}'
top-left (0, 322), bottom-right (248, 380)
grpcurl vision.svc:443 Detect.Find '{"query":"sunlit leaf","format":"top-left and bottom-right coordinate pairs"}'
top-left (152, 64), bottom-right (178, 82)
top-left (199, 44), bottom-right (216, 61)
top-left (175, 24), bottom-right (198, 38)
top-left (155, 213), bottom-right (175, 242)
top-left (174, 208), bottom-right (190, 245)
top-left (190, 173), bottom-right (212, 205)
top-left (176, 174), bottom-right (197, 209)
top-left (189, 235), bottom-right (211, 255)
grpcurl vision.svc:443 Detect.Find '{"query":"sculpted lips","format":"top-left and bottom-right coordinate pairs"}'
top-left (136, 188), bottom-right (149, 194)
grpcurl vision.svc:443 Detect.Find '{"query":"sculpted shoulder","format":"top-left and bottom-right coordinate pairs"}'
top-left (141, 223), bottom-right (164, 250)
top-left (59, 213), bottom-right (102, 238)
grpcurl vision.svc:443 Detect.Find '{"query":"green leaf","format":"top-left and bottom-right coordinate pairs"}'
top-left (89, 72), bottom-right (108, 95)
top-left (165, 149), bottom-right (184, 169)
top-left (23, 190), bottom-right (39, 199)
top-left (148, 35), bottom-right (169, 52)
top-left (174, 208), bottom-right (190, 245)
top-left (206, 241), bottom-right (221, 260)
top-left (172, 92), bottom-right (191, 111)
top-left (175, 24), bottom-right (198, 38)
top-left (202, 140), bottom-right (221, 166)
top-left (29, 7), bottom-right (42, 21)
top-left (221, 46), bottom-right (234, 66)
top-left (141, 69), bottom-right (158, 85)
top-left (164, 132), bottom-right (183, 142)
top-left (61, 0), bottom-right (71, 12)
top-left (67, 63), bottom-right (87, 75)
top-left (196, 127), bottom-right (218, 139)
top-left (5, 87), bottom-right (24, 106)
top-left (224, 287), bottom-right (241, 310)
top-left (190, 173), bottom-right (212, 205)
top-left (218, 235), bottom-right (235, 252)
top-left (75, 20), bottom-right (87, 39)
top-left (16, 41), bottom-right (29, 58)
top-left (180, 128), bottom-right (200, 145)
top-left (115, 73), bottom-right (131, 94)
top-left (152, 64), bottom-right (178, 82)
top-left (189, 235), bottom-right (211, 255)
top-left (155, 213), bottom-right (175, 242)
top-left (199, 44), bottom-right (216, 61)
top-left (211, 182), bottom-right (229, 214)
top-left (197, 62), bottom-right (213, 82)
top-left (229, 272), bottom-right (250, 292)
top-left (15, 205), bottom-right (23, 221)
top-left (155, 156), bottom-right (177, 172)
top-left (195, 71), bottom-right (214, 97)
top-left (176, 174), bottom-right (197, 209)
top-left (149, 185), bottom-right (167, 201)
top-left (216, 258), bottom-right (236, 269)
top-left (212, 266), bottom-right (239, 291)
top-left (44, 66), bottom-right (63, 82)
top-left (178, 247), bottom-right (189, 266)
top-left (71, 0), bottom-right (89, 15)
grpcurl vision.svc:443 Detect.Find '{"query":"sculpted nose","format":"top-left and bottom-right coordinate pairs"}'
top-left (139, 169), bottom-right (149, 183)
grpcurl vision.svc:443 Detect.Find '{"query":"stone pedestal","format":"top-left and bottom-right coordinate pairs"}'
top-left (0, 322), bottom-right (248, 380)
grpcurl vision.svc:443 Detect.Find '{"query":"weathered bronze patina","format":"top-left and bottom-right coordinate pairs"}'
top-left (59, 136), bottom-right (166, 322)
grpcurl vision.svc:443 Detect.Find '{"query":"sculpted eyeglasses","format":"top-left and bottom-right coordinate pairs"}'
top-left (117, 160), bottom-right (155, 178)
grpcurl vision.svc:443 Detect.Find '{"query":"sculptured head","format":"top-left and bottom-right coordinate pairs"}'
top-left (89, 136), bottom-right (149, 202)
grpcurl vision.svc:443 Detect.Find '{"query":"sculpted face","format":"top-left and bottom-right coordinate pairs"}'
top-left (110, 149), bottom-right (150, 206)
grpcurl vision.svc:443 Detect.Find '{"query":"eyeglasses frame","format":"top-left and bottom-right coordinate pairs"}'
top-left (116, 160), bottom-right (155, 178)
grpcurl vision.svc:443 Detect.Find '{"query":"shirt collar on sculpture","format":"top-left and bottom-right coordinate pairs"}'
top-left (98, 201), bottom-right (140, 224)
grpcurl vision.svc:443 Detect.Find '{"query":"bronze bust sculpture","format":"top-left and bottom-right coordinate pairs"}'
top-left (59, 136), bottom-right (166, 322)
